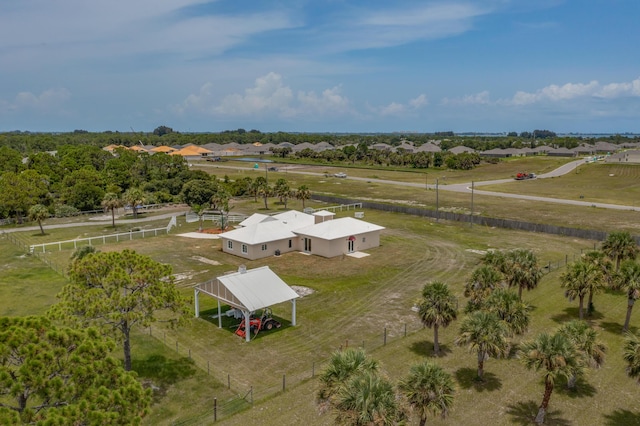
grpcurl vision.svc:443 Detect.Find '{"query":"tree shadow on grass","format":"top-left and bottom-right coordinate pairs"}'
top-left (600, 321), bottom-right (637, 336)
top-left (551, 307), bottom-right (603, 324)
top-left (132, 354), bottom-right (197, 385)
top-left (408, 340), bottom-right (452, 358)
top-left (506, 400), bottom-right (572, 426)
top-left (602, 408), bottom-right (640, 426)
top-left (554, 377), bottom-right (597, 398)
top-left (454, 367), bottom-right (501, 392)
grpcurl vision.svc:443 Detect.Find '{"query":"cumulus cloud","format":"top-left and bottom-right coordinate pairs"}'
top-left (369, 94), bottom-right (428, 117)
top-left (442, 91), bottom-right (490, 105)
top-left (215, 73), bottom-right (294, 116)
top-left (0, 88), bottom-right (71, 113)
top-left (175, 73), bottom-right (355, 119)
top-left (506, 77), bottom-right (640, 105)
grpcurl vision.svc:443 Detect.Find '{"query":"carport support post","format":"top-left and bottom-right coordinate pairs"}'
top-left (194, 289), bottom-right (200, 318)
top-left (217, 299), bottom-right (222, 328)
top-left (243, 310), bottom-right (251, 342)
top-left (291, 299), bottom-right (297, 326)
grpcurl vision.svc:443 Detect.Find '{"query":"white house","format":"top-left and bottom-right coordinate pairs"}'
top-left (220, 210), bottom-right (385, 260)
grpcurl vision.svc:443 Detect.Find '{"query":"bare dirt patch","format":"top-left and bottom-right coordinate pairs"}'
top-left (291, 285), bottom-right (315, 297)
top-left (191, 256), bottom-right (221, 266)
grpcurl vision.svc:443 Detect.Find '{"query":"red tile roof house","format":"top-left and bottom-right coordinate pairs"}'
top-left (220, 210), bottom-right (385, 260)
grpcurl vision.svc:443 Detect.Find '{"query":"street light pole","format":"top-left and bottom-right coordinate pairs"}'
top-left (470, 181), bottom-right (474, 228)
top-left (436, 178), bottom-right (439, 222)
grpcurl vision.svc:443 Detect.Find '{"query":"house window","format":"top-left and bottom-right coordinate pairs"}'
top-left (227, 241), bottom-right (233, 250)
top-left (362, 237), bottom-right (366, 243)
top-left (242, 244), bottom-right (248, 254)
top-left (288, 239), bottom-right (292, 248)
top-left (261, 244), bottom-right (267, 251)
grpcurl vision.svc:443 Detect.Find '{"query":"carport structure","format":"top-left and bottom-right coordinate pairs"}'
top-left (194, 266), bottom-right (299, 342)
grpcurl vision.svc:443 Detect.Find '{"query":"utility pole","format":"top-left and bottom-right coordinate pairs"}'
top-left (436, 178), bottom-right (439, 222)
top-left (470, 181), bottom-right (474, 227)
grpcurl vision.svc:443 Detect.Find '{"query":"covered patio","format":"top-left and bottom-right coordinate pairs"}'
top-left (194, 266), bottom-right (299, 342)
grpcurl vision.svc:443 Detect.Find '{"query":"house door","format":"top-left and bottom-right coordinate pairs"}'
top-left (304, 238), bottom-right (312, 253)
top-left (348, 239), bottom-right (354, 253)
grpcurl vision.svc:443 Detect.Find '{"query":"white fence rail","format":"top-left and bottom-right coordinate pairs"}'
top-left (185, 213), bottom-right (248, 224)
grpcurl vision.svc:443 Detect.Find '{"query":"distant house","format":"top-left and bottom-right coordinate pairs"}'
top-left (480, 148), bottom-right (512, 158)
top-left (220, 210), bottom-right (385, 260)
top-left (546, 147), bottom-right (576, 157)
top-left (416, 142), bottom-right (441, 153)
top-left (605, 150), bottom-right (640, 164)
top-left (448, 146), bottom-right (475, 154)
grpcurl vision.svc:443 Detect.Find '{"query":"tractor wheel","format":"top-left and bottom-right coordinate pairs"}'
top-left (265, 321), bottom-right (274, 330)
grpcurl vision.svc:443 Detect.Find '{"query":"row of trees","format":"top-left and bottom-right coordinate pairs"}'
top-left (2, 129), bottom-right (636, 155)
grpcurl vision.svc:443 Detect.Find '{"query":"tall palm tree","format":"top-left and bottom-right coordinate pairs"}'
top-left (210, 189), bottom-right (231, 231)
top-left (101, 192), bottom-right (122, 228)
top-left (296, 185), bottom-right (311, 209)
top-left (618, 260), bottom-right (640, 332)
top-left (582, 249), bottom-right (615, 314)
top-left (28, 203), bottom-right (49, 235)
top-left (602, 231), bottom-right (639, 272)
top-left (560, 260), bottom-right (604, 320)
top-left (334, 371), bottom-right (402, 426)
top-left (455, 311), bottom-right (509, 380)
top-left (484, 288), bottom-right (531, 336)
top-left (503, 249), bottom-right (543, 300)
top-left (417, 282), bottom-right (458, 356)
top-left (398, 361), bottom-right (455, 426)
top-left (519, 332), bottom-right (582, 425)
top-left (623, 332), bottom-right (640, 383)
top-left (318, 348), bottom-right (379, 401)
top-left (557, 320), bottom-right (606, 389)
top-left (464, 265), bottom-right (502, 312)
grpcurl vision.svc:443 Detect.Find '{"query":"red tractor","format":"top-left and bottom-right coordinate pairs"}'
top-left (515, 172), bottom-right (536, 180)
top-left (235, 308), bottom-right (282, 338)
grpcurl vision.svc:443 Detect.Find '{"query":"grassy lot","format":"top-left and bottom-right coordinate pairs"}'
top-left (7, 203), bottom-right (640, 425)
top-left (194, 159), bottom-right (640, 234)
top-left (3, 156), bottom-right (640, 425)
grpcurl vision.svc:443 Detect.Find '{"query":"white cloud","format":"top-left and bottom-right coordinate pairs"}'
top-left (297, 86), bottom-right (351, 115)
top-left (442, 91), bottom-right (490, 105)
top-left (409, 94), bottom-right (428, 108)
top-left (0, 88), bottom-right (71, 113)
top-left (215, 73), bottom-right (294, 116)
top-left (506, 77), bottom-right (640, 105)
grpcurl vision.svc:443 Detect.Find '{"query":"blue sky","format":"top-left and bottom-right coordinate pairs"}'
top-left (1, 0), bottom-right (639, 133)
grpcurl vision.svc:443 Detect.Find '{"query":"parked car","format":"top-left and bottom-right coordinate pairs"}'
top-left (206, 156), bottom-right (222, 162)
top-left (268, 166), bottom-right (279, 171)
top-left (334, 172), bottom-right (347, 178)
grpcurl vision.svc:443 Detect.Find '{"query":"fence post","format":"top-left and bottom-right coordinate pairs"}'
top-left (176, 341), bottom-right (178, 352)
top-left (312, 362), bottom-right (315, 378)
top-left (282, 374), bottom-right (286, 392)
top-left (228, 374), bottom-right (230, 389)
top-left (214, 398), bottom-right (217, 422)
top-left (383, 327), bottom-right (387, 346)
top-left (404, 323), bottom-right (407, 337)
top-left (208, 360), bottom-right (210, 375)
top-left (250, 387), bottom-right (253, 405)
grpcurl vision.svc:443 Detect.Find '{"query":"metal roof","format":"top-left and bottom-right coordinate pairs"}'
top-left (202, 266), bottom-right (299, 312)
top-left (294, 217), bottom-right (385, 240)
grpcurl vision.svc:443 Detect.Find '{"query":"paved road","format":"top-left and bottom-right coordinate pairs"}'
top-left (1, 210), bottom-right (189, 234)
top-left (202, 159), bottom-right (639, 212)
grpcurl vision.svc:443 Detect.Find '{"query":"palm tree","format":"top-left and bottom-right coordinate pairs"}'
top-left (464, 265), bottom-right (502, 312)
top-left (602, 231), bottom-right (639, 272)
top-left (560, 260), bottom-right (603, 320)
top-left (502, 249), bottom-right (543, 300)
top-left (210, 189), bottom-right (231, 231)
top-left (519, 332), bottom-right (582, 424)
top-left (334, 371), bottom-right (402, 426)
top-left (618, 260), bottom-right (640, 332)
top-left (296, 185), bottom-right (311, 209)
top-left (122, 187), bottom-right (146, 219)
top-left (318, 348), bottom-right (379, 401)
top-left (582, 249), bottom-right (615, 314)
top-left (101, 192), bottom-right (122, 228)
top-left (484, 288), bottom-right (531, 336)
top-left (417, 282), bottom-right (458, 356)
top-left (398, 361), bottom-right (455, 426)
top-left (623, 332), bottom-right (640, 383)
top-left (557, 320), bottom-right (606, 389)
top-left (28, 203), bottom-right (49, 235)
top-left (455, 311), bottom-right (509, 380)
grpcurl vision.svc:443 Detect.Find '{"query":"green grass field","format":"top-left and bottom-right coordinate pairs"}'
top-left (2, 156), bottom-right (640, 425)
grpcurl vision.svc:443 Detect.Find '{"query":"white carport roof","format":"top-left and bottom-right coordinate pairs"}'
top-left (203, 266), bottom-right (299, 312)
top-left (295, 217), bottom-right (385, 240)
